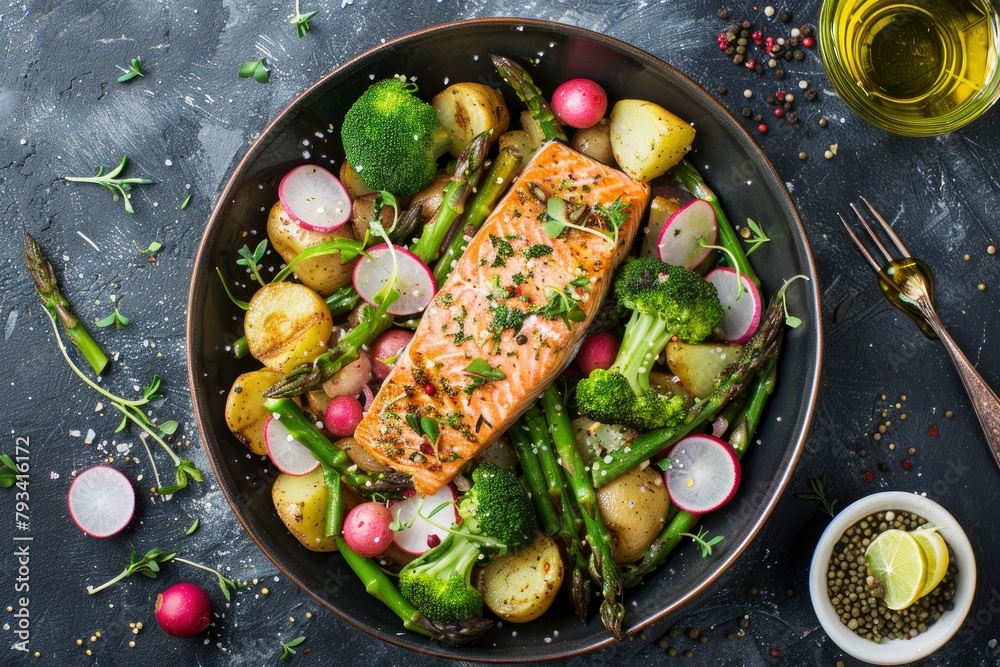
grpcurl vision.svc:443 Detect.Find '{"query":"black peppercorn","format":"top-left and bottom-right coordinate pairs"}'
top-left (765, 95), bottom-right (776, 105)
top-left (733, 54), bottom-right (745, 66)
top-left (786, 112), bottom-right (799, 124)
top-left (793, 49), bottom-right (805, 61)
top-left (717, 7), bottom-right (729, 19)
top-left (775, 68), bottom-right (785, 79)
top-left (741, 20), bottom-right (751, 30)
top-left (741, 107), bottom-right (752, 118)
top-left (879, 462), bottom-right (889, 472)
top-left (779, 10), bottom-right (791, 22)
top-left (804, 87), bottom-right (818, 101)
top-left (753, 113), bottom-right (763, 122)
top-left (800, 24), bottom-right (814, 36)
top-left (717, 85), bottom-right (728, 94)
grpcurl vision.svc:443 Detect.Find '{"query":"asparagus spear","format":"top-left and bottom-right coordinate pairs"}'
top-left (621, 354), bottom-right (778, 587)
top-left (513, 412), bottom-right (590, 622)
top-left (24, 232), bottom-right (109, 375)
top-left (432, 146), bottom-right (524, 284)
top-left (539, 386), bottom-right (624, 639)
top-left (263, 397), bottom-right (413, 498)
top-left (408, 130), bottom-right (491, 263)
top-left (490, 54), bottom-right (567, 142)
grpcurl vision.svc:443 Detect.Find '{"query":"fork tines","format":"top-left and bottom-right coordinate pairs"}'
top-left (839, 197), bottom-right (912, 270)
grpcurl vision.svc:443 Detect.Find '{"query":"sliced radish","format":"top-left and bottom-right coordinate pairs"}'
top-left (67, 465), bottom-right (135, 537)
top-left (664, 434), bottom-right (741, 514)
top-left (390, 484), bottom-right (459, 556)
top-left (278, 164), bottom-right (352, 232)
top-left (353, 243), bottom-right (436, 316)
top-left (264, 415), bottom-right (320, 476)
top-left (656, 198), bottom-right (718, 270)
top-left (704, 267), bottom-right (762, 344)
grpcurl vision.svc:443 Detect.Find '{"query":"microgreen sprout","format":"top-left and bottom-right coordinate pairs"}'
top-left (185, 518), bottom-right (200, 536)
top-left (0, 454), bottom-right (18, 489)
top-left (236, 240), bottom-right (269, 287)
top-left (173, 557), bottom-right (246, 601)
top-left (797, 474), bottom-right (838, 517)
top-left (776, 274), bottom-right (810, 328)
top-left (134, 240), bottom-right (163, 255)
top-left (181, 194), bottom-right (192, 210)
top-left (87, 548), bottom-right (176, 594)
top-left (64, 155), bottom-right (153, 214)
top-left (593, 196), bottom-right (630, 246)
top-left (679, 526), bottom-right (724, 558)
top-left (279, 636), bottom-right (307, 661)
top-left (289, 0), bottom-right (317, 38)
top-left (700, 242), bottom-right (744, 300)
top-left (740, 218), bottom-right (771, 256)
top-left (44, 311), bottom-right (203, 497)
top-left (462, 358), bottom-right (507, 394)
top-left (96, 306), bottom-right (130, 330)
top-left (215, 267), bottom-right (250, 310)
top-left (541, 195), bottom-right (611, 244)
top-left (117, 57), bottom-right (145, 83)
top-left (239, 59), bottom-right (269, 84)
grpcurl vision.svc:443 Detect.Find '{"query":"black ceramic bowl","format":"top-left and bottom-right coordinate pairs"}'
top-left (187, 18), bottom-right (822, 661)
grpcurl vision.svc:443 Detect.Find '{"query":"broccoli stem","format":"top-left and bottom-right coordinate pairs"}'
top-left (520, 406), bottom-right (591, 623)
top-left (539, 387), bottom-right (624, 639)
top-left (615, 310), bottom-right (673, 394)
top-left (263, 397), bottom-right (413, 498)
top-left (490, 54), bottom-right (567, 142)
top-left (409, 131), bottom-right (491, 264)
top-left (671, 161), bottom-right (760, 291)
top-left (432, 146), bottom-right (524, 285)
top-left (24, 232), bottom-right (110, 376)
top-left (591, 297), bottom-right (784, 486)
top-left (622, 352), bottom-right (778, 587)
top-left (264, 297), bottom-right (395, 397)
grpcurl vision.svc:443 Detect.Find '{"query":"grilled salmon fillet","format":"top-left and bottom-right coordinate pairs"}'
top-left (354, 141), bottom-right (650, 495)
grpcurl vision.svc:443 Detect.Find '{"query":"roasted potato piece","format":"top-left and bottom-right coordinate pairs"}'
top-left (596, 465), bottom-right (671, 564)
top-left (340, 158), bottom-right (375, 200)
top-left (432, 82), bottom-right (510, 157)
top-left (569, 118), bottom-right (616, 166)
top-left (666, 341), bottom-right (743, 399)
top-left (481, 531), bottom-right (564, 622)
top-left (272, 468), bottom-right (361, 552)
top-left (349, 192), bottom-right (396, 244)
top-left (267, 201), bottom-right (358, 296)
top-left (224, 368), bottom-right (283, 455)
top-left (609, 99), bottom-right (695, 181)
top-left (244, 282), bottom-right (333, 373)
top-left (519, 110), bottom-right (546, 149)
top-left (640, 195), bottom-right (684, 258)
top-left (498, 129), bottom-right (535, 164)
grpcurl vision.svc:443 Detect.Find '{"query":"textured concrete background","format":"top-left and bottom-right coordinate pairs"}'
top-left (1, 0), bottom-right (999, 665)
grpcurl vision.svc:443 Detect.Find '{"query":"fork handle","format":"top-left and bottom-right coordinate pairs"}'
top-left (920, 305), bottom-right (1000, 466)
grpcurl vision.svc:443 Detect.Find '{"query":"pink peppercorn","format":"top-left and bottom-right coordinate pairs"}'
top-left (423, 383), bottom-right (436, 395)
top-left (757, 123), bottom-right (768, 133)
top-left (752, 30), bottom-right (764, 44)
top-left (745, 58), bottom-right (757, 70)
top-left (863, 471), bottom-right (875, 483)
top-left (773, 108), bottom-right (784, 118)
top-left (902, 459), bottom-right (912, 469)
top-left (802, 36), bottom-right (815, 48)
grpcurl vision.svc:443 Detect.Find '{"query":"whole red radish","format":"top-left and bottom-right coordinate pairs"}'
top-left (370, 328), bottom-right (413, 380)
top-left (552, 78), bottom-right (608, 129)
top-left (155, 582), bottom-right (212, 638)
top-left (576, 331), bottom-right (620, 376)
top-left (324, 395), bottom-right (364, 437)
top-left (343, 502), bottom-right (394, 557)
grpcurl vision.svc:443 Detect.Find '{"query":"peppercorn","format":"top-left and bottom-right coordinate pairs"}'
top-left (733, 54), bottom-right (746, 66)
top-left (802, 36), bottom-right (815, 48)
top-left (775, 68), bottom-right (785, 79)
top-left (803, 87), bottom-right (818, 101)
top-left (741, 107), bottom-right (752, 118)
top-left (779, 10), bottom-right (791, 22)
top-left (741, 20), bottom-right (751, 29)
top-left (878, 462), bottom-right (889, 472)
top-left (800, 24), bottom-right (814, 36)
top-left (717, 7), bottom-right (729, 19)
top-left (819, 117), bottom-right (829, 127)
top-left (717, 85), bottom-right (728, 94)
top-left (753, 113), bottom-right (763, 122)
top-left (793, 49), bottom-right (805, 60)
top-left (757, 123), bottom-right (768, 133)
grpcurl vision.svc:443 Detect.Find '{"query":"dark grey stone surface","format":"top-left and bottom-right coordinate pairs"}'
top-left (1, 1), bottom-right (998, 665)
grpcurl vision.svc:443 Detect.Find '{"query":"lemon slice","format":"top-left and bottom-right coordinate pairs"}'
top-left (865, 529), bottom-right (927, 610)
top-left (912, 527), bottom-right (949, 596)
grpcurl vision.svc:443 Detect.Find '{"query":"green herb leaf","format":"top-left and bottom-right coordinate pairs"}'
top-left (741, 218), bottom-right (771, 256)
top-left (405, 412), bottom-right (422, 436)
top-left (87, 548), bottom-right (177, 594)
top-left (114, 414), bottom-right (128, 433)
top-left (236, 240), bottom-right (268, 287)
top-left (462, 358), bottom-right (507, 394)
top-left (159, 420), bottom-right (179, 435)
top-left (797, 474), bottom-right (838, 517)
top-left (95, 307), bottom-right (130, 330)
top-left (776, 274), bottom-right (810, 329)
top-left (215, 267), bottom-right (250, 310)
top-left (239, 59), bottom-right (269, 83)
top-left (185, 518), bottom-right (200, 536)
top-left (143, 376), bottom-right (163, 401)
top-left (290, 0), bottom-right (318, 39)
top-left (181, 194), bottom-right (192, 210)
top-left (420, 417), bottom-right (440, 443)
top-left (279, 635), bottom-right (307, 661)
top-left (117, 57), bottom-right (145, 83)
top-left (134, 240), bottom-right (163, 255)
top-left (680, 527), bottom-right (724, 558)
top-left (0, 454), bottom-right (18, 488)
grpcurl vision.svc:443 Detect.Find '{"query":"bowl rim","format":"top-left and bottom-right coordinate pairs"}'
top-left (186, 16), bottom-right (824, 660)
top-left (808, 491), bottom-right (977, 665)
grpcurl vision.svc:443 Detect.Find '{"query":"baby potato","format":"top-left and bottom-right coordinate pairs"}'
top-left (225, 368), bottom-right (283, 455)
top-left (272, 468), bottom-right (360, 552)
top-left (609, 99), bottom-right (695, 182)
top-left (497, 130), bottom-right (535, 164)
top-left (666, 341), bottom-right (744, 399)
top-left (481, 531), bottom-right (564, 623)
top-left (267, 201), bottom-right (358, 296)
top-left (245, 282), bottom-right (333, 373)
top-left (339, 159), bottom-right (375, 200)
top-left (596, 465), bottom-right (671, 565)
top-left (432, 82), bottom-right (510, 157)
top-left (569, 118), bottom-right (617, 167)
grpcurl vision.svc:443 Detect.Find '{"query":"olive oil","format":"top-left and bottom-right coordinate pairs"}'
top-left (821, 0), bottom-right (1000, 134)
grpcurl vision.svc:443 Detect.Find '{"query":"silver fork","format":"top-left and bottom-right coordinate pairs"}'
top-left (841, 198), bottom-right (1000, 468)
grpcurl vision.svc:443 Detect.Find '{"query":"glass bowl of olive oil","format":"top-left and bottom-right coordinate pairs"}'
top-left (820, 0), bottom-right (1000, 136)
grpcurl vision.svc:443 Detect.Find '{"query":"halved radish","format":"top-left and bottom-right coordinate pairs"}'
top-left (68, 465), bottom-right (135, 537)
top-left (353, 243), bottom-right (436, 316)
top-left (264, 415), bottom-right (320, 476)
top-left (390, 484), bottom-right (459, 556)
top-left (656, 198), bottom-right (718, 270)
top-left (278, 164), bottom-right (352, 232)
top-left (664, 434), bottom-right (741, 514)
top-left (704, 267), bottom-right (762, 344)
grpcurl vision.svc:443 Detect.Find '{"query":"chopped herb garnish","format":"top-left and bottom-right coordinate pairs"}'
top-left (185, 518), bottom-right (200, 536)
top-left (535, 283), bottom-right (587, 326)
top-left (523, 243), bottom-right (553, 259)
top-left (134, 240), bottom-right (163, 255)
top-left (181, 194), bottom-right (192, 210)
top-left (95, 306), bottom-right (130, 330)
top-left (489, 234), bottom-right (514, 267)
top-left (488, 303), bottom-right (529, 343)
top-left (419, 417), bottom-right (440, 444)
top-left (593, 196), bottom-right (631, 245)
top-left (289, 0), bottom-right (317, 37)
top-left (462, 358), bottom-right (507, 394)
top-left (238, 59), bottom-right (269, 84)
top-left (512, 272), bottom-right (528, 285)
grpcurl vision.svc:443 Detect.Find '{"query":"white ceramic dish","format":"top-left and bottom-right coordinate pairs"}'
top-left (809, 491), bottom-right (976, 665)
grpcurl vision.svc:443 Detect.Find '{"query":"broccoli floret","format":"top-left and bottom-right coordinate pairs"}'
top-left (340, 78), bottom-right (451, 196)
top-left (576, 258), bottom-right (723, 430)
top-left (398, 462), bottom-right (537, 623)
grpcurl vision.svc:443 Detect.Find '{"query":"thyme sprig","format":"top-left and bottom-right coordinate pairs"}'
top-left (679, 526), bottom-right (725, 558)
top-left (740, 218), bottom-right (771, 256)
top-left (797, 474), bottom-right (838, 517)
